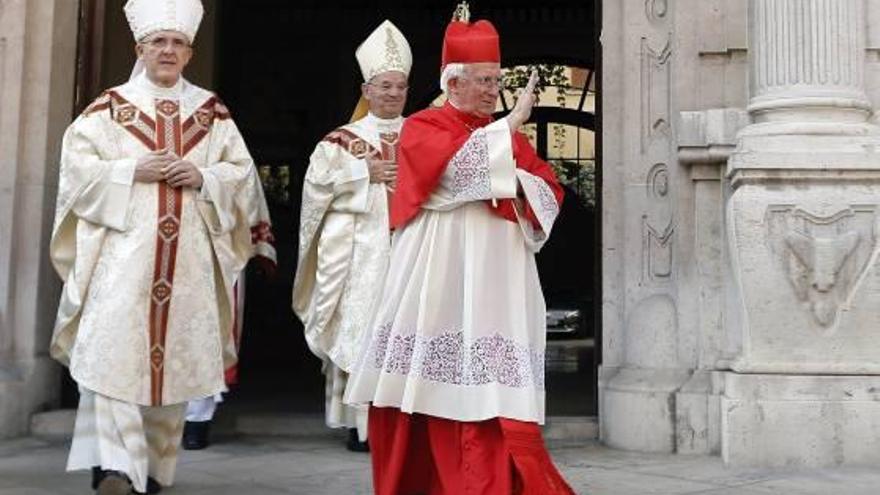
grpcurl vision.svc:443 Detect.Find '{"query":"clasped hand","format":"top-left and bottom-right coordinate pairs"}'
top-left (367, 155), bottom-right (398, 191)
top-left (135, 148), bottom-right (203, 188)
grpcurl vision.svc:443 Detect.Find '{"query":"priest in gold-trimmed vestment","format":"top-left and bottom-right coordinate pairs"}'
top-left (49, 1), bottom-right (274, 493)
top-left (292, 20), bottom-right (411, 450)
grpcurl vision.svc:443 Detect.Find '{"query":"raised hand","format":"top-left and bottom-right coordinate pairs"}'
top-left (134, 148), bottom-right (175, 183)
top-left (506, 70), bottom-right (539, 132)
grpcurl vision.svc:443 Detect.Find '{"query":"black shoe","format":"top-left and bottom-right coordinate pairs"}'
top-left (95, 470), bottom-right (131, 495)
top-left (91, 466), bottom-right (103, 490)
top-left (93, 468), bottom-right (162, 494)
top-left (346, 428), bottom-right (370, 453)
top-left (182, 420), bottom-right (211, 450)
top-left (132, 477), bottom-right (163, 494)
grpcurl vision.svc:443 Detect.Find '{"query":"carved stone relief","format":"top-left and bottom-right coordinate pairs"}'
top-left (647, 163), bottom-right (669, 198)
top-left (645, 0), bottom-right (668, 23)
top-left (766, 206), bottom-right (877, 328)
top-left (636, 5), bottom-right (676, 298)
top-left (640, 37), bottom-right (672, 152)
top-left (643, 215), bottom-right (674, 282)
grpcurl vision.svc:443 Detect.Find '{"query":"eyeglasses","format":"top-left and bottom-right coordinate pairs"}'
top-left (367, 82), bottom-right (410, 93)
top-left (143, 36), bottom-right (191, 51)
top-left (462, 76), bottom-right (504, 90)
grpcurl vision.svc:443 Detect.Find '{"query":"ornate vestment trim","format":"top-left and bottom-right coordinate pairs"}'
top-left (367, 323), bottom-right (545, 390)
top-left (149, 98), bottom-right (183, 406)
top-left (83, 90), bottom-right (231, 157)
top-left (323, 128), bottom-right (381, 160)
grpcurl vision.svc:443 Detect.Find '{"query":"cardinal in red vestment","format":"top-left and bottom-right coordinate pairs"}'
top-left (345, 4), bottom-right (576, 494)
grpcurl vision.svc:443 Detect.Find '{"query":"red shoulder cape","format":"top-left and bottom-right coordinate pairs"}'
top-left (390, 102), bottom-right (563, 229)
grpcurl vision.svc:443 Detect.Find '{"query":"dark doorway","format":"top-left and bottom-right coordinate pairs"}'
top-left (216, 1), bottom-right (601, 417)
top-left (68, 0), bottom-right (601, 418)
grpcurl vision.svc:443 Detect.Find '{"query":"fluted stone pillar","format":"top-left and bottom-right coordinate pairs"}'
top-left (723, 0), bottom-right (880, 467)
top-left (749, 0), bottom-right (871, 128)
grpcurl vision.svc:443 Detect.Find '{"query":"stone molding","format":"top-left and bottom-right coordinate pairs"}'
top-left (678, 108), bottom-right (748, 166)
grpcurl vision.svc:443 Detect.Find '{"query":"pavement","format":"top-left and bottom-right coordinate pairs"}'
top-left (1, 430), bottom-right (879, 494)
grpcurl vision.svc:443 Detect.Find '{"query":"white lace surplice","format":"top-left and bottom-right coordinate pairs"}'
top-left (345, 119), bottom-right (561, 424)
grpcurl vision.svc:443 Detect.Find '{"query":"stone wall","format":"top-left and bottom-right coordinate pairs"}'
top-left (0, 0), bottom-right (78, 438)
top-left (600, 0), bottom-right (748, 455)
top-left (602, 0), bottom-right (880, 467)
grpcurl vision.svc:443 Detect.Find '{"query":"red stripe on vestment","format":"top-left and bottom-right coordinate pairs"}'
top-left (323, 128), bottom-right (380, 159)
top-left (101, 91), bottom-right (159, 150)
top-left (181, 96), bottom-right (232, 156)
top-left (148, 99), bottom-right (184, 406)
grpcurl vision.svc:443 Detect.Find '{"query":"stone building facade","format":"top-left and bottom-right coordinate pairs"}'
top-left (0, 0), bottom-right (878, 468)
top-left (0, 0), bottom-right (77, 438)
top-left (602, 0), bottom-right (880, 467)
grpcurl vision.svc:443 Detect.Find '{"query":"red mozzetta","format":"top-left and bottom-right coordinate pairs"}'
top-left (389, 101), bottom-right (564, 231)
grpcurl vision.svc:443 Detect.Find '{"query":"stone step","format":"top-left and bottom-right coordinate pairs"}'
top-left (30, 409), bottom-right (75, 438)
top-left (30, 408), bottom-right (599, 441)
top-left (543, 415), bottom-right (599, 442)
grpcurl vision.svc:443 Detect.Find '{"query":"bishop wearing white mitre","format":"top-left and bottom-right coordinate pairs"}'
top-left (293, 20), bottom-right (411, 451)
top-left (49, 1), bottom-right (274, 493)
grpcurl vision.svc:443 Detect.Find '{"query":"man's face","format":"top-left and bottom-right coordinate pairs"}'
top-left (363, 71), bottom-right (409, 119)
top-left (135, 30), bottom-right (193, 87)
top-left (450, 63), bottom-right (502, 118)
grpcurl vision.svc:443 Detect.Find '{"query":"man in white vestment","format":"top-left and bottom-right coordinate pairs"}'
top-left (49, 1), bottom-right (275, 493)
top-left (292, 20), bottom-right (411, 451)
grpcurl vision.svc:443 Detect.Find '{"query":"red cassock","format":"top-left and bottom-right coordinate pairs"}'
top-left (372, 102), bottom-right (573, 495)
top-left (369, 406), bottom-right (575, 495)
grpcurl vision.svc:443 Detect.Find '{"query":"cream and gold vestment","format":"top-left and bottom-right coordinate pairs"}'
top-left (50, 72), bottom-right (274, 408)
top-left (293, 113), bottom-right (402, 434)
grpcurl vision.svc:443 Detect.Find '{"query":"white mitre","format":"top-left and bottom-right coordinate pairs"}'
top-left (124, 0), bottom-right (204, 43)
top-left (355, 20), bottom-right (412, 81)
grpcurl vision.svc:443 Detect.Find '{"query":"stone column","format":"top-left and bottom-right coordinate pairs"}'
top-left (0, 0), bottom-right (78, 438)
top-left (749, 0), bottom-right (871, 129)
top-left (723, 0), bottom-right (880, 467)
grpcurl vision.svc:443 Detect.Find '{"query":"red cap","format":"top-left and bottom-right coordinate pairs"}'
top-left (441, 20), bottom-right (501, 69)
